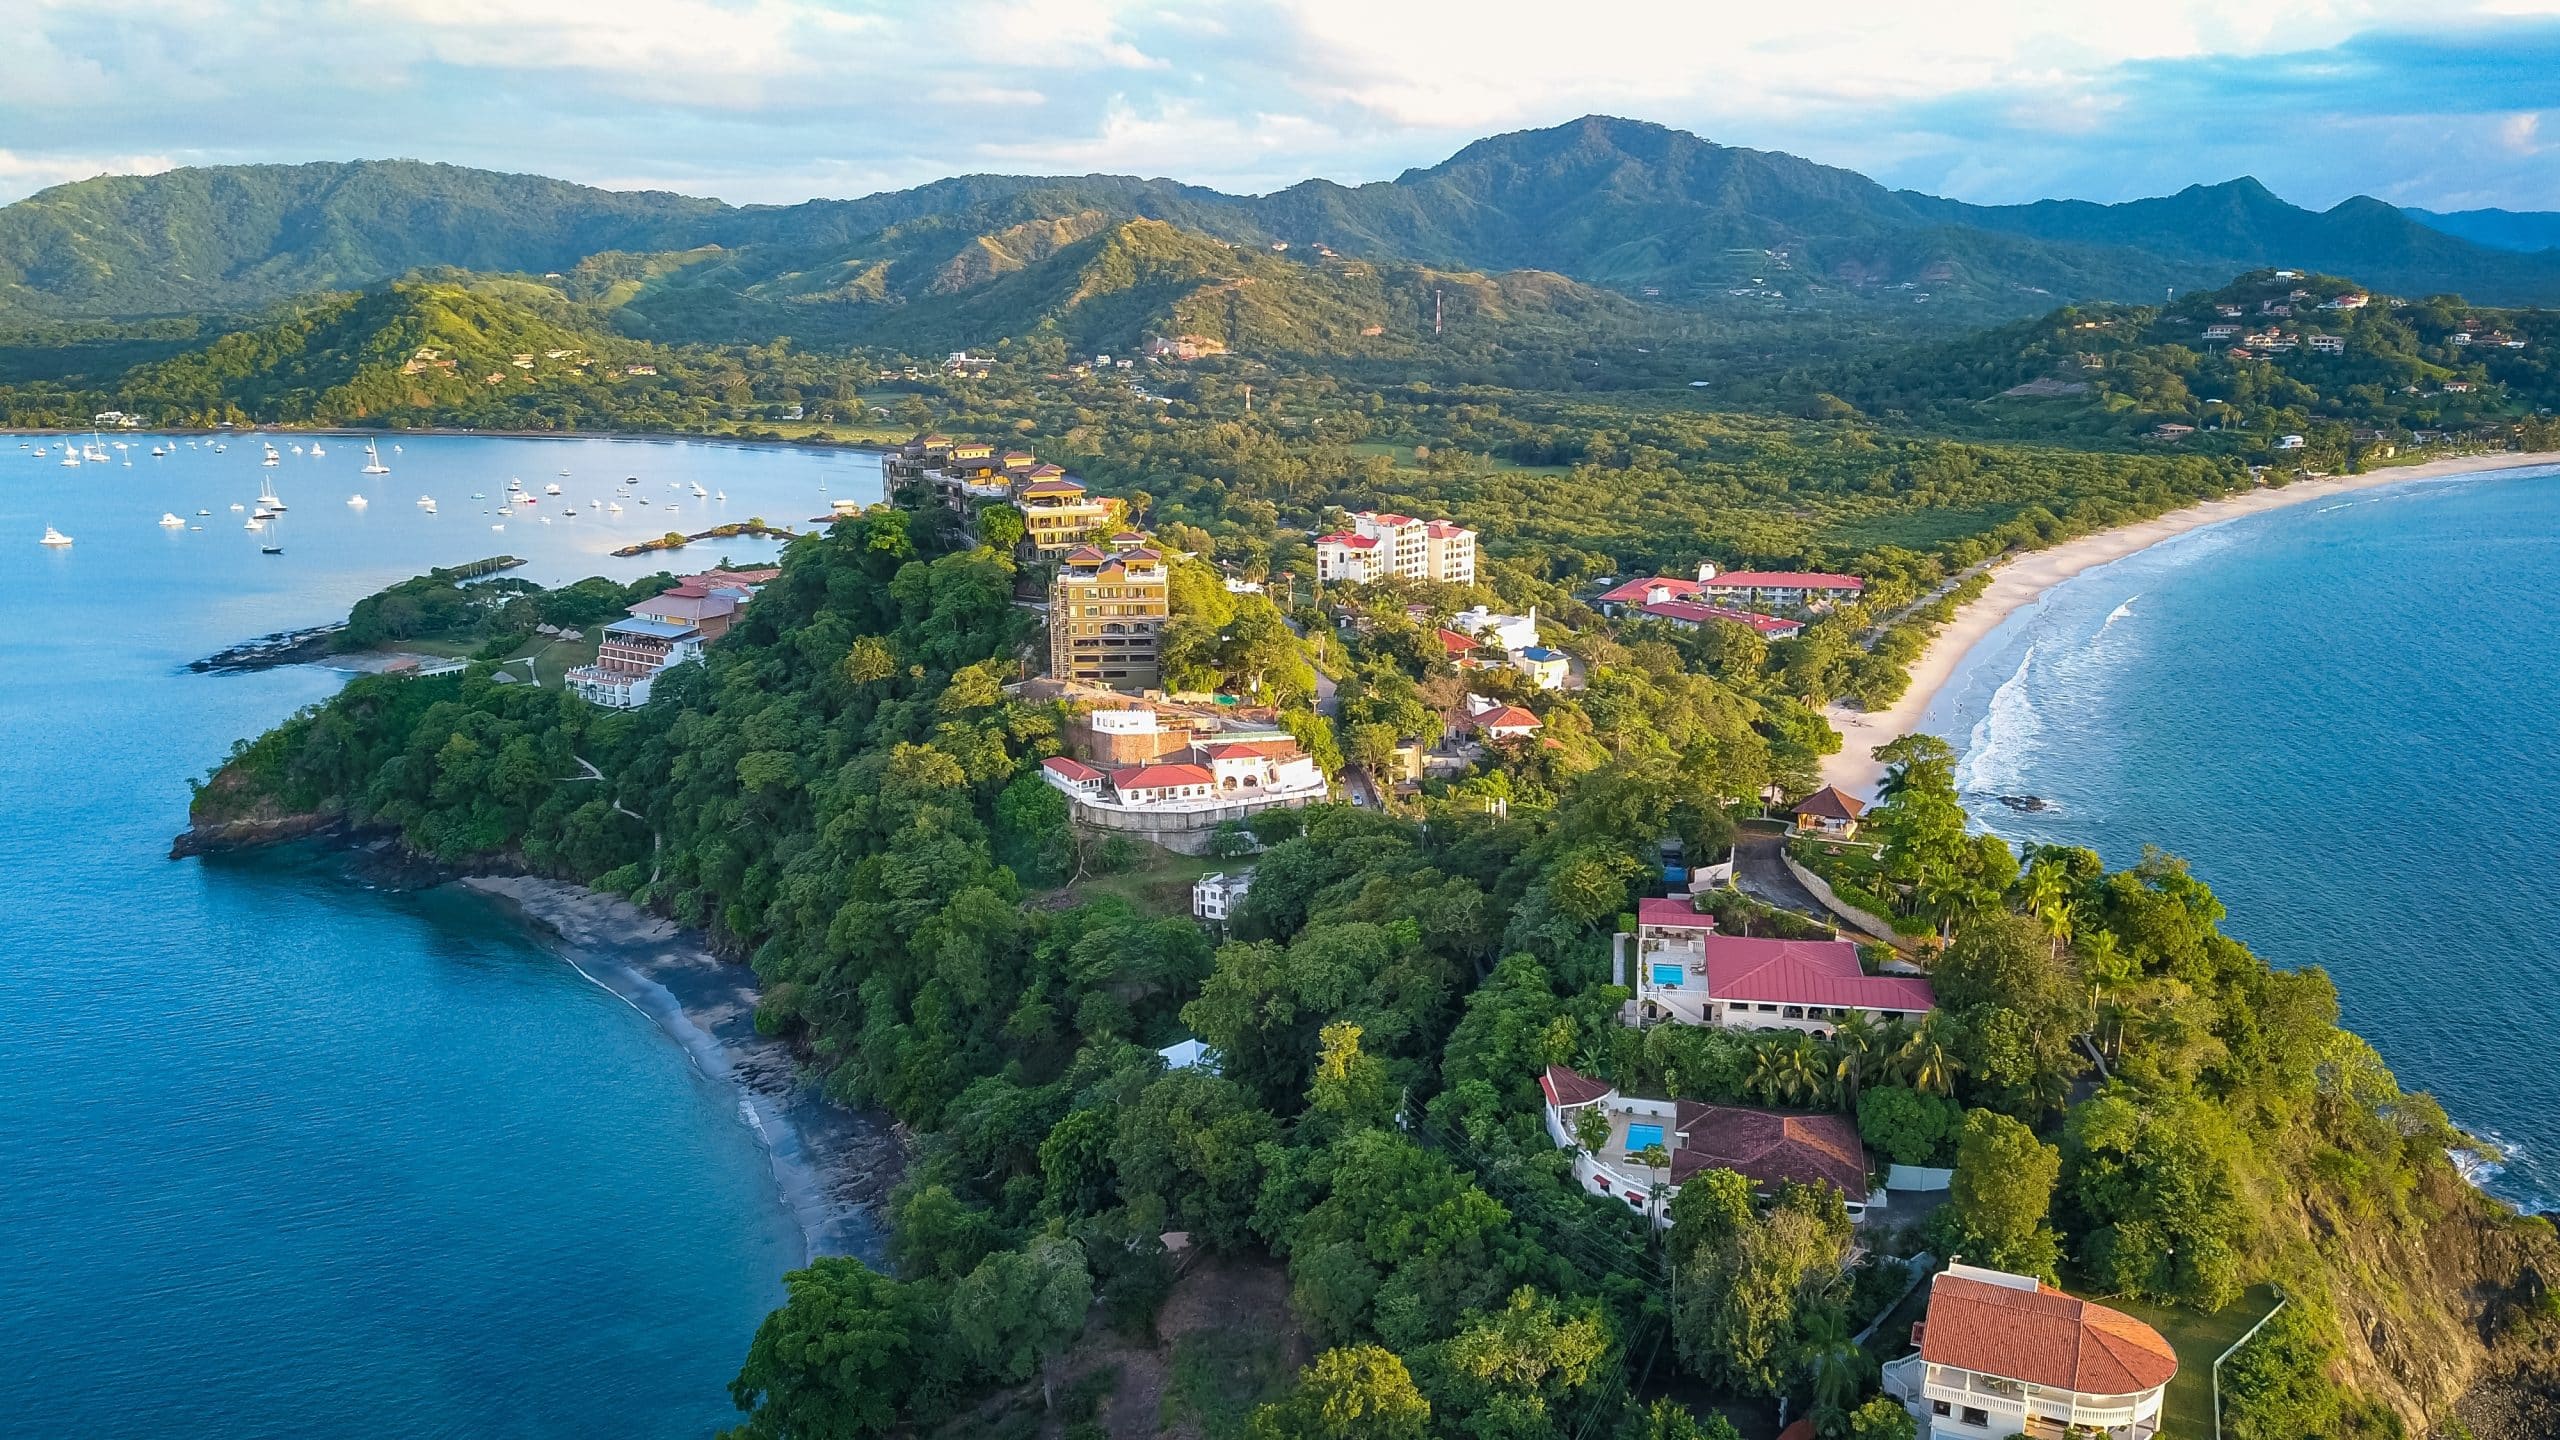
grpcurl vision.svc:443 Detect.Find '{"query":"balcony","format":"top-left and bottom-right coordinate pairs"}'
top-left (1882, 1356), bottom-right (2162, 1440)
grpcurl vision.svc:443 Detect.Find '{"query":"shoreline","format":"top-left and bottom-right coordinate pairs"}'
top-left (1819, 450), bottom-right (2560, 800)
top-left (458, 874), bottom-right (901, 1268)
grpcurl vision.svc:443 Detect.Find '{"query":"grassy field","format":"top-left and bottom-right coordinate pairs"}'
top-left (1056, 841), bottom-right (1229, 915)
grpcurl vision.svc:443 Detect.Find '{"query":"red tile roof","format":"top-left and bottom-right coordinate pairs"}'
top-left (1705, 571), bottom-right (1865, 591)
top-left (1597, 575), bottom-right (1705, 604)
top-left (1472, 704), bottom-right (1541, 732)
top-left (1703, 935), bottom-right (1934, 1011)
top-left (1043, 756), bottom-right (1104, 783)
top-left (1919, 1272), bottom-right (2178, 1396)
top-left (1437, 627), bottom-right (1481, 655)
top-left (1669, 1101), bottom-right (1868, 1195)
top-left (1195, 739), bottom-right (1300, 761)
top-left (1425, 520), bottom-right (1470, 537)
top-left (1317, 533), bottom-right (1377, 549)
top-left (1637, 600), bottom-right (1804, 636)
top-left (1637, 897), bottom-right (1715, 930)
top-left (1111, 762), bottom-right (1214, 791)
top-left (1019, 477), bottom-right (1088, 498)
top-left (1793, 784), bottom-right (1868, 821)
top-left (1540, 1065), bottom-right (1615, 1108)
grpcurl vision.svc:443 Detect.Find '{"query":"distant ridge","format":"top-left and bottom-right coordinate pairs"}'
top-left (9, 118), bottom-right (2560, 322)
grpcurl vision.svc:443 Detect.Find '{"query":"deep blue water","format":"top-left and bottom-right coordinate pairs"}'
top-left (0, 433), bottom-right (882, 1437)
top-left (1923, 466), bottom-right (2560, 1209)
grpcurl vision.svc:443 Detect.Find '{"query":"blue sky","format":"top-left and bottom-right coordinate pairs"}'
top-left (11, 0), bottom-right (2560, 213)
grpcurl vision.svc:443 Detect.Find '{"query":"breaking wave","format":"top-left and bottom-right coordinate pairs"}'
top-left (1956, 646), bottom-right (2040, 797)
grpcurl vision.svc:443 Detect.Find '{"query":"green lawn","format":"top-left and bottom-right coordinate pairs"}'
top-left (2099, 1284), bottom-right (2282, 1440)
top-left (1055, 841), bottom-right (1228, 916)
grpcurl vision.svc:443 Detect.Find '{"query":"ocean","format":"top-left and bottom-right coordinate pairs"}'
top-left (1923, 465), bottom-right (2560, 1211)
top-left (0, 433), bottom-right (883, 1437)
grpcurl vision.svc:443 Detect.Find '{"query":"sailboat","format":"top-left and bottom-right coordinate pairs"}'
top-left (262, 514), bottom-right (284, 554)
top-left (60, 448), bottom-right (80, 468)
top-left (309, 441), bottom-right (326, 457)
top-left (159, 512), bottom-right (185, 528)
top-left (347, 494), bottom-right (369, 508)
top-left (361, 440), bottom-right (390, 475)
top-left (40, 527), bottom-right (72, 547)
top-left (261, 445), bottom-right (280, 467)
top-left (257, 476), bottom-right (286, 512)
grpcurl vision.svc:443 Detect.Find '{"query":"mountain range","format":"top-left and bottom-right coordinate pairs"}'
top-left (7, 117), bottom-right (2560, 351)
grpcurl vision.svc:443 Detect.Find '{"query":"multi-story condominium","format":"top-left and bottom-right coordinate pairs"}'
top-left (1696, 568), bottom-right (1865, 613)
top-left (1049, 540), bottom-right (1169, 690)
top-left (1883, 1264), bottom-right (2178, 1440)
top-left (566, 569), bottom-right (778, 709)
top-left (1539, 1065), bottom-right (1876, 1226)
top-left (1314, 511), bottom-right (1476, 585)
top-left (1630, 900), bottom-right (1932, 1035)
top-left (1017, 476), bottom-right (1118, 554)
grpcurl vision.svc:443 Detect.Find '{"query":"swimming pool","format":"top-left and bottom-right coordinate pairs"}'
top-left (1625, 1122), bottom-right (1664, 1151)
top-left (1650, 963), bottom-right (1684, 987)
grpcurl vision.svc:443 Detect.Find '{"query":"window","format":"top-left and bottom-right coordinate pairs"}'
top-left (1931, 1401), bottom-right (1951, 1417)
top-left (1960, 1407), bottom-right (1989, 1428)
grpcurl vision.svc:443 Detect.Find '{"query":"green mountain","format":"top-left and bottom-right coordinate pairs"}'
top-left (15, 118), bottom-right (2560, 330)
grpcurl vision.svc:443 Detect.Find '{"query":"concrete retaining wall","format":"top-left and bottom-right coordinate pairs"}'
top-left (1782, 850), bottom-right (1915, 952)
top-left (1072, 793), bottom-right (1318, 855)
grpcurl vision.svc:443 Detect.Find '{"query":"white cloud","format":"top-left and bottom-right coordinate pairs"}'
top-left (0, 149), bottom-right (176, 204)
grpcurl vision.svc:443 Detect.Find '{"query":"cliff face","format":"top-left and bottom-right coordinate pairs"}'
top-left (170, 761), bottom-right (339, 857)
top-left (2292, 1166), bottom-right (2559, 1436)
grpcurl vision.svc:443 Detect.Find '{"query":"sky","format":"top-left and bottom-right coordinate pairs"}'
top-left (11, 0), bottom-right (2560, 212)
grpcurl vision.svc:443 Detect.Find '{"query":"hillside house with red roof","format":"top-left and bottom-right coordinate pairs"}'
top-left (1539, 1065), bottom-right (1878, 1225)
top-left (1634, 920), bottom-right (1932, 1036)
top-left (1883, 1264), bottom-right (2178, 1439)
top-left (1790, 784), bottom-right (1867, 838)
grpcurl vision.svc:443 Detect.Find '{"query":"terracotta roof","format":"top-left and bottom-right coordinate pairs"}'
top-left (1437, 627), bottom-right (1481, 655)
top-left (1111, 762), bottom-right (1214, 791)
top-left (1668, 1101), bottom-right (1868, 1194)
top-left (1637, 897), bottom-right (1715, 930)
top-left (1704, 570), bottom-right (1865, 591)
top-left (1473, 704), bottom-right (1541, 731)
top-left (1793, 785), bottom-right (1868, 822)
top-left (1425, 520), bottom-right (1470, 538)
top-left (1317, 533), bottom-right (1377, 549)
top-left (1195, 739), bottom-right (1300, 762)
top-left (1540, 1065), bottom-right (1614, 1108)
top-left (1597, 575), bottom-right (1705, 604)
top-left (1042, 756), bottom-right (1104, 783)
top-left (1637, 599), bottom-right (1804, 636)
top-left (1703, 935), bottom-right (1934, 1012)
top-left (1777, 1423), bottom-right (1816, 1440)
top-left (1019, 477), bottom-right (1088, 498)
top-left (1919, 1272), bottom-right (2179, 1396)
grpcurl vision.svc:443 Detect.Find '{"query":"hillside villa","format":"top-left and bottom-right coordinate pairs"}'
top-left (1882, 1264), bottom-right (2178, 1440)
top-left (1192, 870), bottom-right (1252, 922)
top-left (1040, 726), bottom-right (1325, 847)
top-left (1630, 900), bottom-right (1932, 1034)
top-left (566, 569), bottom-right (779, 709)
top-left (1539, 1065), bottom-right (1879, 1224)
top-left (1596, 564), bottom-right (1852, 622)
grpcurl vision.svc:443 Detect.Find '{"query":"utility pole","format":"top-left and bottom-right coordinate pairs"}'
top-left (1434, 288), bottom-right (1443, 335)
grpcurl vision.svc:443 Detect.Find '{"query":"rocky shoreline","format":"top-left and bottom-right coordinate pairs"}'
top-left (188, 623), bottom-right (346, 674)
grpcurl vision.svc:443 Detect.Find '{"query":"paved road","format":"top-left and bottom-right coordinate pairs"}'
top-left (1732, 828), bottom-right (1830, 921)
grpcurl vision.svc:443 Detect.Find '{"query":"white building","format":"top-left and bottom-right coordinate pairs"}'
top-left (1041, 733), bottom-right (1326, 815)
top-left (1448, 605), bottom-right (1539, 652)
top-left (1193, 870), bottom-right (1253, 922)
top-left (566, 618), bottom-right (703, 708)
top-left (1314, 511), bottom-right (1476, 585)
top-left (1882, 1264), bottom-right (2178, 1440)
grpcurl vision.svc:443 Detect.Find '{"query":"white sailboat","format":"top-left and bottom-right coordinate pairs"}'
top-left (159, 512), bottom-right (185, 528)
top-left (61, 448), bottom-right (80, 468)
top-left (261, 445), bottom-right (280, 467)
top-left (40, 526), bottom-right (72, 547)
top-left (361, 440), bottom-right (390, 475)
top-left (309, 442), bottom-right (326, 458)
top-left (257, 477), bottom-right (286, 512)
top-left (544, 482), bottom-right (562, 495)
top-left (347, 494), bottom-right (369, 508)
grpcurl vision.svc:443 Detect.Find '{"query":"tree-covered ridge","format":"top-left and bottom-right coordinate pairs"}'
top-left (191, 492), bottom-right (2559, 1439)
top-left (1815, 269), bottom-right (2560, 463)
top-left (26, 118), bottom-right (2560, 329)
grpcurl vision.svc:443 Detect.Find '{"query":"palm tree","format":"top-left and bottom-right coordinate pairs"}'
top-left (1746, 1040), bottom-right (1786, 1106)
top-left (2041, 898), bottom-right (2076, 958)
top-left (1895, 1015), bottom-right (1961, 1096)
top-left (1630, 1142), bottom-right (1674, 1229)
top-left (2021, 860), bottom-right (2066, 920)
top-left (1796, 1307), bottom-right (1874, 1437)
top-left (1831, 1011), bottom-right (1882, 1109)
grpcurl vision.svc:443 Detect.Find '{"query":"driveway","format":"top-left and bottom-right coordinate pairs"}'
top-left (1732, 826), bottom-right (1829, 921)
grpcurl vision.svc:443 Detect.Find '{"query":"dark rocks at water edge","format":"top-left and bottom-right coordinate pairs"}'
top-left (189, 623), bottom-right (344, 673)
top-left (169, 809), bottom-right (342, 858)
top-left (1997, 794), bottom-right (2053, 813)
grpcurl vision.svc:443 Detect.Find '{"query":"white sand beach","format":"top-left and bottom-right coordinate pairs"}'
top-left (1820, 451), bottom-right (2560, 800)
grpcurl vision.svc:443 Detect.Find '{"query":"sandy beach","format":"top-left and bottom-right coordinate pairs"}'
top-left (1820, 451), bottom-right (2560, 800)
top-left (460, 874), bottom-right (901, 1265)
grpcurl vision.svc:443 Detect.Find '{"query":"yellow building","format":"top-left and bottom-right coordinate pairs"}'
top-left (1050, 541), bottom-right (1169, 690)
top-left (1018, 475), bottom-right (1117, 554)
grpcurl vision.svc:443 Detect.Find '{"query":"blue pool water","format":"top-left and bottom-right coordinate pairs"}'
top-left (1626, 1123), bottom-right (1666, 1151)
top-left (1922, 466), bottom-right (2560, 1210)
top-left (0, 433), bottom-right (883, 1437)
top-left (1652, 963), bottom-right (1686, 988)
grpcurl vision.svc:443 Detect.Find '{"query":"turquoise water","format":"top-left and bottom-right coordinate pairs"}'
top-left (1924, 466), bottom-right (2560, 1210)
top-left (0, 433), bottom-right (883, 1437)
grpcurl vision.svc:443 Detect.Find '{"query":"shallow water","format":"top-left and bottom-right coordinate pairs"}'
top-left (1924, 466), bottom-right (2560, 1209)
top-left (0, 432), bottom-right (883, 1437)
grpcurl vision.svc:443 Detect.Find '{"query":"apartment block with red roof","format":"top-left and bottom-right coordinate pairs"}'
top-left (1539, 1065), bottom-right (1878, 1225)
top-left (1882, 1263), bottom-right (2178, 1439)
top-left (1698, 567), bottom-right (1865, 613)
